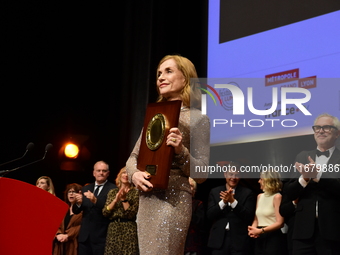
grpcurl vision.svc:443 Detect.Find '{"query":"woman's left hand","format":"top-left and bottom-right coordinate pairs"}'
top-left (167, 127), bottom-right (184, 154)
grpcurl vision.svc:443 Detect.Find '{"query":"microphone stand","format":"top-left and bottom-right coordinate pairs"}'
top-left (0, 144), bottom-right (53, 176)
top-left (0, 142), bottom-right (34, 167)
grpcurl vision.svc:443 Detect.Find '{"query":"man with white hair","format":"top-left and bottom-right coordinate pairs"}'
top-left (285, 113), bottom-right (340, 255)
top-left (73, 161), bottom-right (116, 255)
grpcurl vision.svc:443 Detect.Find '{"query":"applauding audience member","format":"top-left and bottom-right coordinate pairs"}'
top-left (207, 162), bottom-right (256, 255)
top-left (53, 183), bottom-right (83, 255)
top-left (285, 113), bottom-right (340, 254)
top-left (73, 161), bottom-right (116, 255)
top-left (103, 167), bottom-right (139, 255)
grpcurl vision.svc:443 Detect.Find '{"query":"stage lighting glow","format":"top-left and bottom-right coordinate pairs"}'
top-left (64, 144), bottom-right (79, 158)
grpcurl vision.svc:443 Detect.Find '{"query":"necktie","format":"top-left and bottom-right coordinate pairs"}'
top-left (316, 150), bottom-right (330, 157)
top-left (94, 185), bottom-right (102, 197)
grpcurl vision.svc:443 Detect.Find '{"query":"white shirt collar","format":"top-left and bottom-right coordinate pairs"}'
top-left (95, 180), bottom-right (107, 187)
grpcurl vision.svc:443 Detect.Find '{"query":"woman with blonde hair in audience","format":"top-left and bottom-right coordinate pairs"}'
top-left (248, 170), bottom-right (285, 255)
top-left (103, 166), bottom-right (139, 255)
top-left (36, 175), bottom-right (55, 195)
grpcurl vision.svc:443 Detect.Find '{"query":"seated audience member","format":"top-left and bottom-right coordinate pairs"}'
top-left (54, 183), bottom-right (83, 255)
top-left (103, 167), bottom-right (139, 255)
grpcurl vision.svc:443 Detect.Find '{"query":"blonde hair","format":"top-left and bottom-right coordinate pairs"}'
top-left (36, 176), bottom-right (56, 195)
top-left (156, 55), bottom-right (202, 109)
top-left (260, 171), bottom-right (282, 195)
top-left (115, 166), bottom-right (131, 189)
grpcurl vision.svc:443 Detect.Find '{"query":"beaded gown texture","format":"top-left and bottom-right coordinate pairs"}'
top-left (126, 107), bottom-right (210, 255)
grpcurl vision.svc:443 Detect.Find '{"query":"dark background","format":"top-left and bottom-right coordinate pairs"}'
top-left (1, 0), bottom-right (330, 203)
top-left (1, 0), bottom-right (209, 199)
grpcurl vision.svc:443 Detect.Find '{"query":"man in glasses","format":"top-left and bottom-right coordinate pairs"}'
top-left (284, 113), bottom-right (340, 255)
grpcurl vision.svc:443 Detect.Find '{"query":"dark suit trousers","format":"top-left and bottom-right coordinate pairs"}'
top-left (78, 237), bottom-right (105, 255)
top-left (211, 229), bottom-right (253, 255)
top-left (254, 229), bottom-right (285, 255)
top-left (293, 220), bottom-right (340, 255)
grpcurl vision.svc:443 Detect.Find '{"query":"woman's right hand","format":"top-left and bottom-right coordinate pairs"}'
top-left (132, 171), bottom-right (153, 192)
top-left (248, 226), bottom-right (260, 238)
top-left (57, 234), bottom-right (68, 242)
top-left (75, 191), bottom-right (83, 205)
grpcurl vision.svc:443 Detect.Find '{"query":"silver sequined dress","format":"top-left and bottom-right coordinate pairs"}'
top-left (126, 107), bottom-right (210, 255)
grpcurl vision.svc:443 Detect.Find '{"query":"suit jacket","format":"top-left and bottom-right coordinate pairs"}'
top-left (184, 198), bottom-right (206, 255)
top-left (279, 183), bottom-right (296, 255)
top-left (206, 184), bottom-right (256, 251)
top-left (72, 181), bottom-right (116, 244)
top-left (53, 210), bottom-right (83, 255)
top-left (285, 148), bottom-right (340, 241)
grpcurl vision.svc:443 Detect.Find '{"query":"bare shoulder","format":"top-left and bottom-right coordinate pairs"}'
top-left (274, 193), bottom-right (282, 202)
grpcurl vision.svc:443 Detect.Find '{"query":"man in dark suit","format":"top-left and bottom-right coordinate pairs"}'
top-left (207, 162), bottom-right (256, 255)
top-left (285, 113), bottom-right (340, 255)
top-left (279, 185), bottom-right (297, 255)
top-left (73, 160), bottom-right (116, 255)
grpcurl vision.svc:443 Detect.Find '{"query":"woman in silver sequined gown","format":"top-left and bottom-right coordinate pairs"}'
top-left (126, 55), bottom-right (210, 255)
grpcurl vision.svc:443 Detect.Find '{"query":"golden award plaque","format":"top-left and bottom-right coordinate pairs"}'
top-left (137, 100), bottom-right (182, 189)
